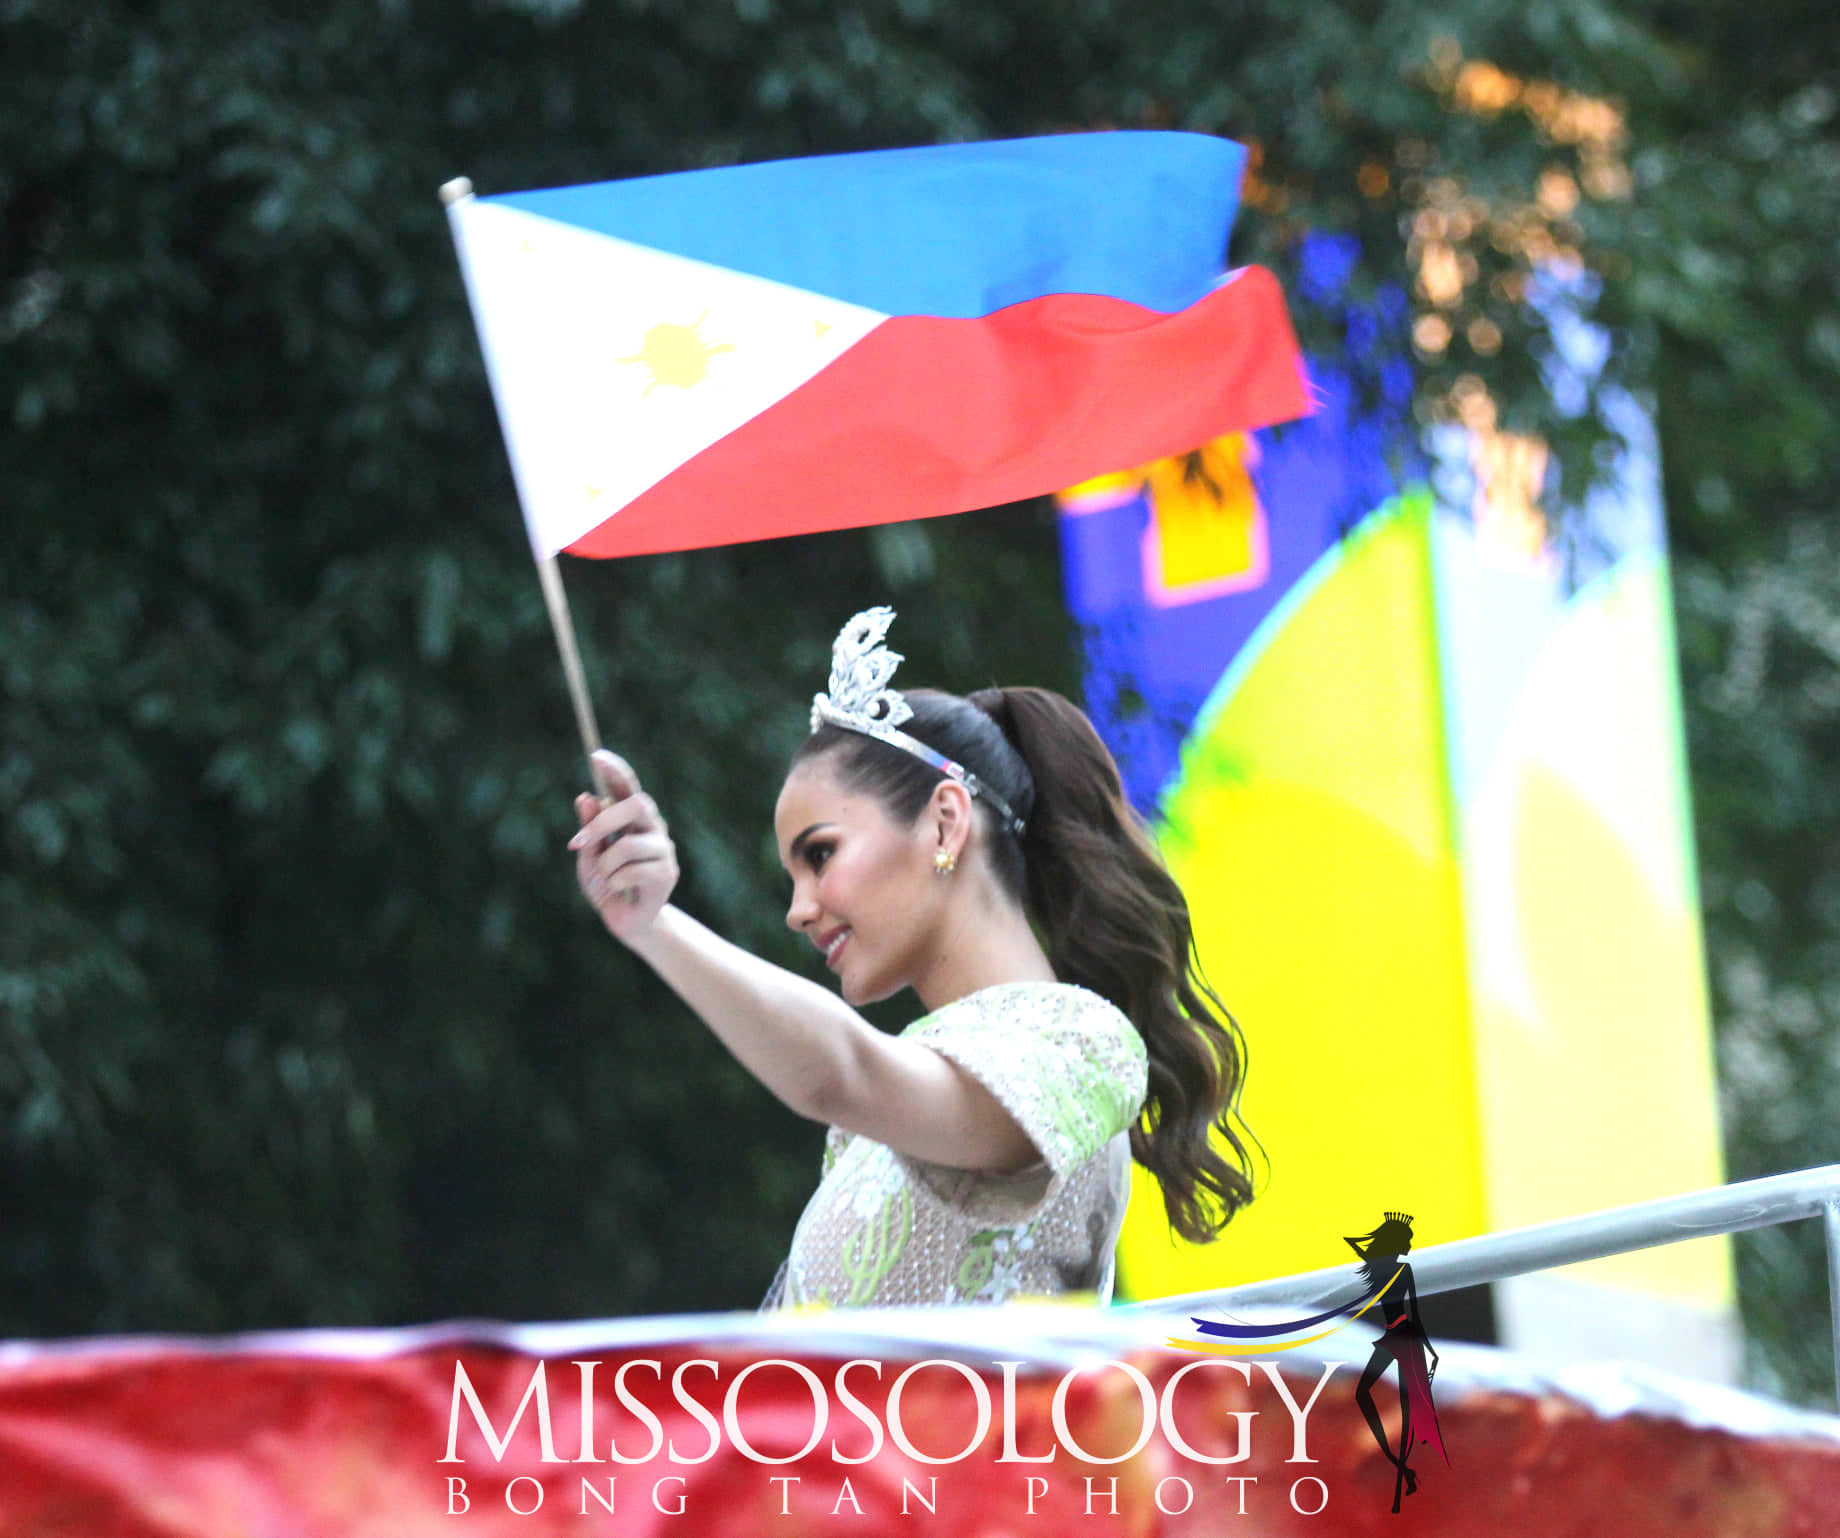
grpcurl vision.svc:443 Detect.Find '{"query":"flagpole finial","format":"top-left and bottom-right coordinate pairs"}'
top-left (439, 177), bottom-right (475, 206)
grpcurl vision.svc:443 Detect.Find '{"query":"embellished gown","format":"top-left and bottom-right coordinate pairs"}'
top-left (768, 981), bottom-right (1148, 1309)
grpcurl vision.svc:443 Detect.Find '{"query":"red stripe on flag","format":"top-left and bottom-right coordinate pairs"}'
top-left (566, 266), bottom-right (1310, 559)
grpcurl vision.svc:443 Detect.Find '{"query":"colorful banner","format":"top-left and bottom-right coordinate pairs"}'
top-left (1058, 244), bottom-right (1732, 1380)
top-left (1426, 281), bottom-right (1730, 1373)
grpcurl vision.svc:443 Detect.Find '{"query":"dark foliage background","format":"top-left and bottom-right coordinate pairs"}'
top-left (4, 0), bottom-right (1836, 1402)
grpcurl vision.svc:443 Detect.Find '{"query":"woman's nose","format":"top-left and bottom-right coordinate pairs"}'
top-left (786, 882), bottom-right (817, 932)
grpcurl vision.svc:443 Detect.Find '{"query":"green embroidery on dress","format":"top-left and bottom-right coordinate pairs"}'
top-left (1035, 1061), bottom-right (1129, 1166)
top-left (822, 1124), bottom-right (862, 1178)
top-left (914, 992), bottom-right (1142, 1170)
top-left (956, 1230), bottom-right (1003, 1296)
top-left (954, 1224), bottom-right (1040, 1302)
top-left (839, 1184), bottom-right (913, 1305)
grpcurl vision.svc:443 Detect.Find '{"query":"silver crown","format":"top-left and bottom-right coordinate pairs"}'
top-left (809, 607), bottom-right (1026, 839)
top-left (810, 606), bottom-right (912, 736)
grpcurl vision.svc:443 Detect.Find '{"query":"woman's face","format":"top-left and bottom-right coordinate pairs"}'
top-left (774, 756), bottom-right (946, 1006)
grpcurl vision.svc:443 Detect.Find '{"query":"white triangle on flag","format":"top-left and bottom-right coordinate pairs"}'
top-left (451, 200), bottom-right (887, 558)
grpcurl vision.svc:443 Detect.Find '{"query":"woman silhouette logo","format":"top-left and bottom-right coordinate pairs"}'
top-left (1346, 1212), bottom-right (1448, 1513)
top-left (1171, 1210), bottom-right (1451, 1515)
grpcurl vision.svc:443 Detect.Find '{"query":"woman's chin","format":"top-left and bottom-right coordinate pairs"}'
top-left (837, 968), bottom-right (897, 1009)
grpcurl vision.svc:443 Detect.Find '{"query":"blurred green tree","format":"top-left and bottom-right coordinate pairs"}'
top-left (2, 0), bottom-right (1834, 1402)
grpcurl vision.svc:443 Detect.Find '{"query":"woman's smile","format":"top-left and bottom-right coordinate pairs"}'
top-left (775, 760), bottom-right (946, 1005)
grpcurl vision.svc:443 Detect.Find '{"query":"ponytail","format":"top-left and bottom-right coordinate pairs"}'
top-left (794, 684), bottom-right (1255, 1244)
top-left (971, 687), bottom-right (1255, 1244)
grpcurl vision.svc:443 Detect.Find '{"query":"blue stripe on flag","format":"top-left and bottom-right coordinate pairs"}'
top-left (486, 132), bottom-right (1245, 319)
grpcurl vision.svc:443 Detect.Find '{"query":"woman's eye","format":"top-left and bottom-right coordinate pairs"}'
top-left (806, 844), bottom-right (832, 872)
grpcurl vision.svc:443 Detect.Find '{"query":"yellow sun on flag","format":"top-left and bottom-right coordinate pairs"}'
top-left (618, 313), bottom-right (735, 395)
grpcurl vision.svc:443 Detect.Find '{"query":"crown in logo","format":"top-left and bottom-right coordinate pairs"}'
top-left (809, 607), bottom-right (1026, 839)
top-left (1386, 1211), bottom-right (1414, 1225)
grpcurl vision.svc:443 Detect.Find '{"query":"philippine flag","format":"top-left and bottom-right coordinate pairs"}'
top-left (446, 132), bottom-right (1310, 561)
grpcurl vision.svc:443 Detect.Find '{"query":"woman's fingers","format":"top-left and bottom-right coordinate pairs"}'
top-left (568, 751), bottom-right (678, 936)
top-left (568, 791), bottom-right (665, 852)
top-left (591, 831), bottom-right (674, 889)
top-left (590, 749), bottom-right (639, 803)
top-left (585, 836), bottom-right (677, 928)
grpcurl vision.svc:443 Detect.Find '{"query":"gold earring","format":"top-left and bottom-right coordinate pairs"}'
top-left (934, 846), bottom-right (957, 875)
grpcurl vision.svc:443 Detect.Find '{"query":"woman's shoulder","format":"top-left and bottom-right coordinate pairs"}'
top-left (900, 980), bottom-right (1148, 1194)
top-left (913, 978), bottom-right (1128, 1024)
top-left (910, 980), bottom-right (1144, 1061)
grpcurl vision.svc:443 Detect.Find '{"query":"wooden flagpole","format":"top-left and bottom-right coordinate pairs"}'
top-left (534, 551), bottom-right (607, 776)
top-left (441, 175), bottom-right (615, 802)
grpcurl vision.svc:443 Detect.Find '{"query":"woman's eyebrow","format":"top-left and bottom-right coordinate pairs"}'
top-left (787, 823), bottom-right (835, 862)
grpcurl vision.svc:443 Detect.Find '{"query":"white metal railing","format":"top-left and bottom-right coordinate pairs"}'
top-left (1121, 1164), bottom-right (1840, 1411)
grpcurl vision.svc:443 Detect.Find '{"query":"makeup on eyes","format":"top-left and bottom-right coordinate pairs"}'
top-left (786, 822), bottom-right (838, 868)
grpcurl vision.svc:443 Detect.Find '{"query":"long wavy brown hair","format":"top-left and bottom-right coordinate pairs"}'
top-left (794, 686), bottom-right (1256, 1243)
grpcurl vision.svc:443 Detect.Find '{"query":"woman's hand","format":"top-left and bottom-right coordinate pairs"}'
top-left (569, 749), bottom-right (679, 942)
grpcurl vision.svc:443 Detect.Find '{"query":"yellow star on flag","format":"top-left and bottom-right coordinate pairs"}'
top-left (447, 200), bottom-right (886, 556)
top-left (618, 314), bottom-right (736, 394)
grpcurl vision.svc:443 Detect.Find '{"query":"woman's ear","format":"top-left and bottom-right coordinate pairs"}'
top-left (928, 777), bottom-right (976, 860)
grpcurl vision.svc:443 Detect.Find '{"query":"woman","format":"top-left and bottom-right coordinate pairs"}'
top-left (1345, 1213), bottom-right (1446, 1511)
top-left (569, 607), bottom-right (1253, 1307)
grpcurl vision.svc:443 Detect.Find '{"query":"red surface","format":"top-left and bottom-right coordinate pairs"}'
top-left (566, 268), bottom-right (1310, 559)
top-left (1, 1340), bottom-right (1836, 1536)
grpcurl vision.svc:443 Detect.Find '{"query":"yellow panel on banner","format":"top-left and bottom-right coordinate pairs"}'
top-left (1120, 490), bottom-right (1488, 1294)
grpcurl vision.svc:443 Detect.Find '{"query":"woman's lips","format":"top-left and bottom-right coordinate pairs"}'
top-left (824, 929), bottom-right (850, 971)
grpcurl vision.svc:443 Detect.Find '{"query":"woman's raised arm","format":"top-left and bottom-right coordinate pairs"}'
top-left (570, 751), bottom-right (1037, 1174)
